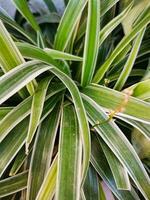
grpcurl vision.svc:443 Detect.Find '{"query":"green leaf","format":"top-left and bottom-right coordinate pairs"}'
top-left (55, 104), bottom-right (82, 200)
top-left (101, 0), bottom-right (120, 17)
top-left (83, 95), bottom-right (150, 199)
top-left (0, 61), bottom-right (50, 105)
top-left (116, 116), bottom-right (150, 140)
top-left (16, 43), bottom-right (69, 74)
top-left (0, 97), bottom-right (31, 142)
top-left (26, 76), bottom-right (52, 152)
top-left (50, 67), bottom-right (91, 184)
top-left (0, 20), bottom-right (36, 96)
top-left (9, 146), bottom-right (32, 176)
top-left (99, 139), bottom-right (130, 190)
top-left (0, 119), bottom-right (28, 177)
top-left (0, 60), bottom-right (90, 183)
top-left (128, 79), bottom-right (150, 100)
top-left (36, 155), bottom-right (57, 200)
top-left (0, 20), bottom-right (25, 72)
top-left (27, 104), bottom-right (61, 200)
top-left (82, 84), bottom-right (150, 123)
top-left (0, 7), bottom-right (36, 44)
top-left (99, 2), bottom-right (133, 46)
top-left (120, 0), bottom-right (150, 34)
top-left (44, 48), bottom-right (83, 61)
top-left (91, 134), bottom-right (140, 200)
top-left (54, 0), bottom-right (87, 51)
top-left (84, 165), bottom-right (100, 200)
top-left (0, 171), bottom-right (28, 198)
top-left (81, 0), bottom-right (100, 86)
top-left (0, 93), bottom-right (60, 143)
top-left (12, 0), bottom-right (40, 32)
top-left (0, 107), bottom-right (13, 120)
top-left (114, 28), bottom-right (145, 90)
top-left (93, 6), bottom-right (150, 83)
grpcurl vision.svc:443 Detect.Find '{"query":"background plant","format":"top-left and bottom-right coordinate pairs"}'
top-left (0, 0), bottom-right (150, 199)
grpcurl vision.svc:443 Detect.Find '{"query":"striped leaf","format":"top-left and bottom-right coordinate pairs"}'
top-left (0, 119), bottom-right (28, 177)
top-left (91, 134), bottom-right (140, 200)
top-left (83, 95), bottom-right (150, 199)
top-left (99, 138), bottom-right (130, 190)
top-left (54, 0), bottom-right (87, 51)
top-left (55, 104), bottom-right (82, 200)
top-left (114, 28), bottom-right (145, 90)
top-left (12, 0), bottom-right (40, 32)
top-left (26, 76), bottom-right (52, 152)
top-left (0, 20), bottom-right (36, 96)
top-left (81, 0), bottom-right (100, 86)
top-left (0, 171), bottom-right (28, 198)
top-left (93, 6), bottom-right (150, 83)
top-left (83, 165), bottom-right (100, 200)
top-left (82, 84), bottom-right (150, 123)
top-left (36, 155), bottom-right (57, 200)
top-left (27, 104), bottom-right (61, 200)
top-left (99, 2), bottom-right (133, 46)
top-left (0, 60), bottom-right (90, 184)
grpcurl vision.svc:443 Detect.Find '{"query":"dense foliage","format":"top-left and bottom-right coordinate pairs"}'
top-left (0, 0), bottom-right (150, 199)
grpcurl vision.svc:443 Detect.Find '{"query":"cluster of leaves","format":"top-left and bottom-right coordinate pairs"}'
top-left (0, 0), bottom-right (150, 199)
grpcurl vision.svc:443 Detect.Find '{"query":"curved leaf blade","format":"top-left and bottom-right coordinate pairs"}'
top-left (83, 95), bottom-right (150, 199)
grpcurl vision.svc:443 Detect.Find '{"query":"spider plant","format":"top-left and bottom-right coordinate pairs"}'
top-left (0, 0), bottom-right (150, 199)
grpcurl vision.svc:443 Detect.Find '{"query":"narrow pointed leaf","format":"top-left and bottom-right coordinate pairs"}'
top-left (101, 0), bottom-right (120, 17)
top-left (91, 134), bottom-right (140, 200)
top-left (99, 139), bottom-right (130, 190)
top-left (54, 0), bottom-right (87, 51)
top-left (27, 104), bottom-right (61, 200)
top-left (0, 7), bottom-right (36, 44)
top-left (114, 28), bottom-right (145, 90)
top-left (0, 61), bottom-right (50, 105)
top-left (43, 0), bottom-right (57, 12)
top-left (0, 171), bottom-right (28, 198)
top-left (99, 2), bottom-right (133, 46)
top-left (36, 155), bottom-right (57, 200)
top-left (26, 77), bottom-right (52, 151)
top-left (121, 0), bottom-right (150, 34)
top-left (0, 119), bottom-right (28, 177)
top-left (44, 48), bottom-right (83, 61)
top-left (82, 84), bottom-right (150, 123)
top-left (12, 0), bottom-right (40, 32)
top-left (10, 146), bottom-right (32, 176)
top-left (0, 61), bottom-right (90, 183)
top-left (116, 116), bottom-right (150, 140)
top-left (0, 20), bottom-right (36, 96)
top-left (56, 104), bottom-right (82, 200)
top-left (83, 165), bottom-right (100, 200)
top-left (0, 94), bottom-right (60, 143)
top-left (81, 0), bottom-right (100, 86)
top-left (83, 95), bottom-right (150, 199)
top-left (16, 43), bottom-right (69, 74)
top-left (93, 7), bottom-right (150, 83)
